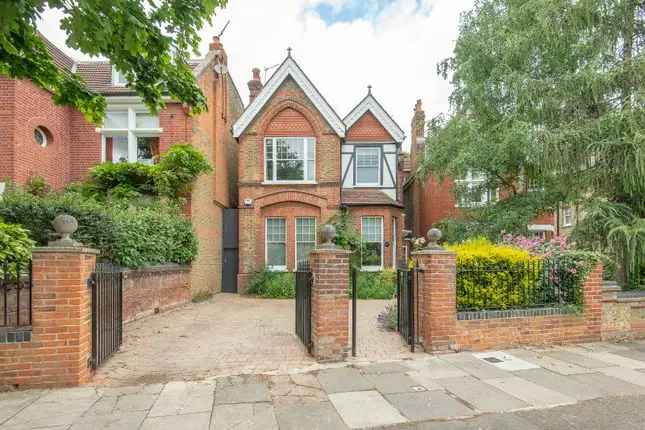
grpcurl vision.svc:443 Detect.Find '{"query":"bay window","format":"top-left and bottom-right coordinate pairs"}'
top-left (266, 218), bottom-right (286, 271)
top-left (355, 147), bottom-right (380, 185)
top-left (101, 107), bottom-right (161, 164)
top-left (361, 216), bottom-right (383, 270)
top-left (296, 218), bottom-right (316, 270)
top-left (265, 137), bottom-right (315, 182)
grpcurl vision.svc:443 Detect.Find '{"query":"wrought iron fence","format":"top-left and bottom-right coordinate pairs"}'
top-left (1, 262), bottom-right (32, 329)
top-left (456, 259), bottom-right (582, 312)
top-left (91, 261), bottom-right (123, 369)
top-left (295, 262), bottom-right (312, 354)
top-left (396, 267), bottom-right (417, 352)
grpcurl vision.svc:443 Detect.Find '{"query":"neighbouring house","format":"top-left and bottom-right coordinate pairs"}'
top-left (233, 53), bottom-right (405, 291)
top-left (0, 35), bottom-right (244, 296)
top-left (403, 100), bottom-right (561, 239)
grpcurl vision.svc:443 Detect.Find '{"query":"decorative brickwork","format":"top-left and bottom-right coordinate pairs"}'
top-left (122, 265), bottom-right (191, 323)
top-left (309, 248), bottom-right (351, 361)
top-left (0, 247), bottom-right (97, 389)
top-left (346, 111), bottom-right (393, 141)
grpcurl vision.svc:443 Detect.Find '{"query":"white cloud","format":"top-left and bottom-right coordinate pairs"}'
top-left (37, 0), bottom-right (474, 150)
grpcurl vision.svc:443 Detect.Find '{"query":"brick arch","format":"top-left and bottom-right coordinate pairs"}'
top-left (24, 116), bottom-right (58, 148)
top-left (255, 190), bottom-right (328, 209)
top-left (258, 100), bottom-right (322, 139)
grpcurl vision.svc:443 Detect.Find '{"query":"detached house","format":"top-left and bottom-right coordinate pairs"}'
top-left (233, 53), bottom-right (405, 291)
top-left (0, 35), bottom-right (243, 295)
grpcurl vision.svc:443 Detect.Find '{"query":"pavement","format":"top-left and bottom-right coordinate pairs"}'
top-left (4, 340), bottom-right (645, 429)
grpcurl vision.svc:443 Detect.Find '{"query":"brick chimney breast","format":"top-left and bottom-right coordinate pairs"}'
top-left (248, 68), bottom-right (263, 103)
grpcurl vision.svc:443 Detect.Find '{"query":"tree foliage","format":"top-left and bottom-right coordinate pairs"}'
top-left (421, 0), bottom-right (644, 286)
top-left (0, 0), bottom-right (227, 123)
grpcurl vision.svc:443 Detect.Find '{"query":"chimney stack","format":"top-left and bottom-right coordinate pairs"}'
top-left (209, 36), bottom-right (223, 51)
top-left (248, 68), bottom-right (263, 104)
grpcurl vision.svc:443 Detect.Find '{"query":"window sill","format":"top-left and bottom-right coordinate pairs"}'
top-left (262, 181), bottom-right (317, 185)
top-left (361, 266), bottom-right (383, 272)
top-left (353, 184), bottom-right (382, 188)
top-left (266, 266), bottom-right (287, 272)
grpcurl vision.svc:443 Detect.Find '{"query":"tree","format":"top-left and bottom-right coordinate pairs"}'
top-left (0, 0), bottom-right (227, 124)
top-left (420, 0), bottom-right (644, 287)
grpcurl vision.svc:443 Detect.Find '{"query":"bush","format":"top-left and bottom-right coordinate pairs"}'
top-left (88, 162), bottom-right (156, 197)
top-left (154, 144), bottom-right (213, 198)
top-left (354, 269), bottom-right (397, 299)
top-left (246, 269), bottom-right (295, 298)
top-left (447, 237), bottom-right (541, 310)
top-left (0, 186), bottom-right (197, 268)
top-left (0, 220), bottom-right (34, 266)
top-left (377, 303), bottom-right (397, 331)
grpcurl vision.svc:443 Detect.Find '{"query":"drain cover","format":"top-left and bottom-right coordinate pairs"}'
top-left (482, 357), bottom-right (504, 363)
top-left (411, 385), bottom-right (426, 392)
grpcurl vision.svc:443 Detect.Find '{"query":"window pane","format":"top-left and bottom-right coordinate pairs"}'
top-left (363, 243), bottom-right (382, 267)
top-left (135, 113), bottom-right (159, 129)
top-left (356, 148), bottom-right (380, 184)
top-left (277, 160), bottom-right (304, 180)
top-left (296, 218), bottom-right (316, 270)
top-left (105, 111), bottom-right (128, 129)
top-left (137, 137), bottom-right (158, 164)
top-left (362, 217), bottom-right (382, 242)
top-left (265, 139), bottom-right (274, 180)
top-left (306, 139), bottom-right (315, 161)
top-left (112, 136), bottom-right (128, 163)
top-left (306, 161), bottom-right (315, 181)
top-left (356, 167), bottom-right (379, 184)
top-left (267, 243), bottom-right (286, 267)
top-left (267, 219), bottom-right (285, 242)
top-left (267, 218), bottom-right (286, 268)
top-left (297, 242), bottom-right (314, 270)
top-left (277, 138), bottom-right (304, 160)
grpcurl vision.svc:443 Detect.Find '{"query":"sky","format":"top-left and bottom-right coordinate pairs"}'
top-left (37, 0), bottom-right (474, 151)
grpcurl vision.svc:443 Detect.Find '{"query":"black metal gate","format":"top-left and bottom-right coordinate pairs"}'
top-left (90, 262), bottom-right (123, 369)
top-left (222, 208), bottom-right (239, 293)
top-left (295, 265), bottom-right (312, 353)
top-left (397, 267), bottom-right (417, 352)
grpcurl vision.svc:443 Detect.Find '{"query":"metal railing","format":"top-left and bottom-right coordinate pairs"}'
top-left (1, 262), bottom-right (32, 329)
top-left (396, 267), bottom-right (417, 352)
top-left (456, 259), bottom-right (582, 312)
top-left (295, 262), bottom-right (312, 354)
top-left (91, 261), bottom-right (123, 369)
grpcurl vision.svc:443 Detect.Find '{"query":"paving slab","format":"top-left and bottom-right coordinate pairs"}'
top-left (0, 391), bottom-right (42, 424)
top-left (385, 390), bottom-right (475, 422)
top-left (583, 351), bottom-right (645, 369)
top-left (577, 341), bottom-right (631, 352)
top-left (114, 393), bottom-right (158, 412)
top-left (37, 387), bottom-right (99, 403)
top-left (149, 381), bottom-right (215, 417)
top-left (405, 371), bottom-right (444, 391)
top-left (316, 367), bottom-right (374, 394)
top-left (435, 376), bottom-right (529, 412)
top-left (328, 390), bottom-right (407, 429)
top-left (211, 402), bottom-right (278, 430)
top-left (402, 357), bottom-right (468, 379)
top-left (484, 377), bottom-right (576, 407)
top-left (275, 401), bottom-right (347, 430)
top-left (514, 368), bottom-right (604, 401)
top-left (395, 412), bottom-right (543, 430)
top-left (366, 373), bottom-right (424, 394)
top-left (439, 354), bottom-right (511, 379)
top-left (611, 347), bottom-right (645, 363)
top-left (69, 411), bottom-right (147, 430)
top-left (568, 372), bottom-right (645, 397)
top-left (507, 349), bottom-right (592, 375)
top-left (597, 366), bottom-right (645, 388)
top-left (140, 411), bottom-right (210, 430)
top-left (97, 384), bottom-right (163, 397)
top-left (543, 349), bottom-right (616, 369)
top-left (358, 362), bottom-right (409, 374)
top-left (3, 396), bottom-right (96, 428)
top-left (215, 383), bottom-right (271, 405)
top-left (472, 351), bottom-right (539, 371)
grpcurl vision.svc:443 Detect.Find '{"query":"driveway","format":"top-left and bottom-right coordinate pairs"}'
top-left (93, 294), bottom-right (412, 386)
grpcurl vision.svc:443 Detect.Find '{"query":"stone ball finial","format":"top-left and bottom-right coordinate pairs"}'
top-left (319, 224), bottom-right (337, 249)
top-left (49, 214), bottom-right (82, 247)
top-left (426, 228), bottom-right (443, 250)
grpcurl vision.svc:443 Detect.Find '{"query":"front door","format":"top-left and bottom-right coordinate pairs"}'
top-left (222, 209), bottom-right (239, 293)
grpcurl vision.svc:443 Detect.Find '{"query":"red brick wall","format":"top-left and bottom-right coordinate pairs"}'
top-left (122, 266), bottom-right (191, 323)
top-left (346, 111), bottom-right (393, 141)
top-left (454, 265), bottom-right (603, 351)
top-left (0, 76), bottom-right (16, 182)
top-left (0, 248), bottom-right (96, 389)
top-left (69, 110), bottom-right (101, 182)
top-left (160, 103), bottom-right (192, 153)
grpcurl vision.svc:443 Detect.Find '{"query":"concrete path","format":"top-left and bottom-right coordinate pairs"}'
top-left (3, 340), bottom-right (645, 429)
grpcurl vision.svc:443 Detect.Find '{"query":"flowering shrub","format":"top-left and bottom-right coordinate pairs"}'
top-left (377, 303), bottom-right (397, 331)
top-left (501, 233), bottom-right (571, 257)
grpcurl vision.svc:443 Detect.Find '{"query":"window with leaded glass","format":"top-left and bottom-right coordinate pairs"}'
top-left (264, 137), bottom-right (315, 182)
top-left (361, 216), bottom-right (383, 270)
top-left (296, 218), bottom-right (316, 270)
top-left (355, 147), bottom-right (380, 185)
top-left (266, 218), bottom-right (286, 270)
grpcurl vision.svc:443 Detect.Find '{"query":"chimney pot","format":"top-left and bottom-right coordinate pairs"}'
top-left (252, 68), bottom-right (261, 80)
top-left (248, 67), bottom-right (263, 104)
top-left (209, 36), bottom-right (223, 51)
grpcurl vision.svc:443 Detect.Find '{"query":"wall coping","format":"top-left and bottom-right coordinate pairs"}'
top-left (458, 306), bottom-right (580, 321)
top-left (33, 246), bottom-right (100, 255)
top-left (412, 249), bottom-right (456, 256)
top-left (123, 264), bottom-right (191, 278)
top-left (310, 247), bottom-right (352, 255)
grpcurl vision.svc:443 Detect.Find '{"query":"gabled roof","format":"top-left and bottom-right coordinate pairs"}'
top-left (344, 92), bottom-right (405, 143)
top-left (232, 56), bottom-right (346, 138)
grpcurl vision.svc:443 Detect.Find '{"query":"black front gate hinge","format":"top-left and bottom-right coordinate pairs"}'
top-left (87, 273), bottom-right (97, 289)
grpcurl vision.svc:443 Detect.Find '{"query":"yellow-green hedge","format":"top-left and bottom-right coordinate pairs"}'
top-left (447, 238), bottom-right (542, 311)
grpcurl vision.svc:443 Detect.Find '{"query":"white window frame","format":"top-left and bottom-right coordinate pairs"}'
top-left (265, 217), bottom-right (287, 272)
top-left (264, 137), bottom-right (316, 184)
top-left (354, 147), bottom-right (381, 187)
top-left (361, 216), bottom-right (384, 271)
top-left (392, 217), bottom-right (397, 268)
top-left (295, 217), bottom-right (317, 271)
top-left (563, 207), bottom-right (574, 227)
top-left (454, 171), bottom-right (498, 207)
top-left (99, 106), bottom-right (162, 164)
top-left (34, 127), bottom-right (48, 148)
top-left (112, 66), bottom-right (127, 87)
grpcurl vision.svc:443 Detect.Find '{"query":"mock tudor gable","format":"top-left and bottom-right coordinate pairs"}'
top-left (232, 55), bottom-right (345, 138)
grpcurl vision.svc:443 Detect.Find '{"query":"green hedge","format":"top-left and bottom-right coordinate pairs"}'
top-left (246, 269), bottom-right (295, 298)
top-left (0, 220), bottom-right (34, 266)
top-left (354, 269), bottom-right (397, 299)
top-left (0, 187), bottom-right (197, 268)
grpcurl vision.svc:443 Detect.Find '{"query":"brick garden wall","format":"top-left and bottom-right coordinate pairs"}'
top-left (122, 265), bottom-right (191, 323)
top-left (601, 286), bottom-right (645, 341)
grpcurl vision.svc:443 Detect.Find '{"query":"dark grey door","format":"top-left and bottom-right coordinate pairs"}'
top-left (222, 209), bottom-right (239, 293)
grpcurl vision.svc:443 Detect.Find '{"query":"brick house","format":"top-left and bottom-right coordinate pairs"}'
top-left (403, 100), bottom-right (560, 239)
top-left (0, 35), bottom-right (244, 296)
top-left (233, 53), bottom-right (405, 291)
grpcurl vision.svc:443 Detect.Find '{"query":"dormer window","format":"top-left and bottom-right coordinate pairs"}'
top-left (112, 66), bottom-right (127, 86)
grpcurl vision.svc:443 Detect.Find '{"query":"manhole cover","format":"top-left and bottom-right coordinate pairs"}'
top-left (482, 357), bottom-right (504, 363)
